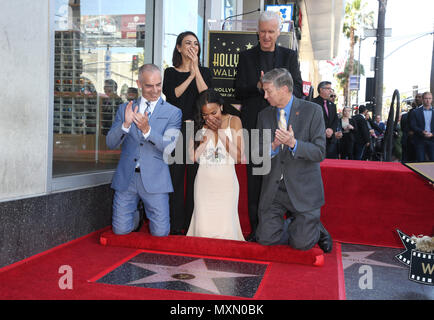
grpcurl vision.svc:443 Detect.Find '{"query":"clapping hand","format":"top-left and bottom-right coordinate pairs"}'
top-left (272, 134), bottom-right (282, 150)
top-left (133, 110), bottom-right (150, 135)
top-left (275, 125), bottom-right (296, 149)
top-left (187, 47), bottom-right (199, 77)
top-left (124, 101), bottom-right (138, 128)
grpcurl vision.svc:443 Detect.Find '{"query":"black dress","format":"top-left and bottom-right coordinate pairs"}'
top-left (163, 66), bottom-right (212, 233)
top-left (339, 117), bottom-right (357, 160)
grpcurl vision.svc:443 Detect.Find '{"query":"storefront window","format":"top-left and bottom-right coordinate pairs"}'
top-left (161, 0), bottom-right (205, 70)
top-left (223, 0), bottom-right (237, 20)
top-left (53, 0), bottom-right (146, 177)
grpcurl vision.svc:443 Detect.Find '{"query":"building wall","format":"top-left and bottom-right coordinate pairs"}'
top-left (243, 0), bottom-right (262, 21)
top-left (0, 185), bottom-right (113, 269)
top-left (0, 1), bottom-right (113, 269)
top-left (0, 1), bottom-right (51, 201)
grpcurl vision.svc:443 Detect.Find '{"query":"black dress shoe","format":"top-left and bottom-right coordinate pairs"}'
top-left (133, 208), bottom-right (145, 232)
top-left (246, 232), bottom-right (256, 242)
top-left (318, 223), bottom-right (333, 253)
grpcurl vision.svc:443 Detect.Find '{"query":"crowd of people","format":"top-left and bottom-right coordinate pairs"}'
top-left (312, 88), bottom-right (433, 163)
top-left (401, 92), bottom-right (434, 162)
top-left (311, 83), bottom-right (388, 162)
top-left (104, 10), bottom-right (432, 254)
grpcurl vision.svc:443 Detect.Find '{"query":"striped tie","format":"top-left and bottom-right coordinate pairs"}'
top-left (145, 101), bottom-right (151, 117)
top-left (279, 109), bottom-right (287, 150)
top-left (279, 109), bottom-right (287, 130)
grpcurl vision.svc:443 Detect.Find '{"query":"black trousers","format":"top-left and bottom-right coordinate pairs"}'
top-left (256, 179), bottom-right (321, 250)
top-left (246, 162), bottom-right (262, 234)
top-left (169, 121), bottom-right (198, 232)
top-left (326, 139), bottom-right (338, 159)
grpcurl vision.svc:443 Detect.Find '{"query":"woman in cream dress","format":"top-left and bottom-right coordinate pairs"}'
top-left (186, 89), bottom-right (245, 241)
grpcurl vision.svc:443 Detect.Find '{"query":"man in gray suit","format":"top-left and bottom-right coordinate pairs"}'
top-left (107, 64), bottom-right (182, 236)
top-left (254, 68), bottom-right (332, 252)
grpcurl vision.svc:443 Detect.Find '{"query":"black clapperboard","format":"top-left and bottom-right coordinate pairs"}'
top-left (395, 229), bottom-right (433, 286)
top-left (207, 31), bottom-right (293, 105)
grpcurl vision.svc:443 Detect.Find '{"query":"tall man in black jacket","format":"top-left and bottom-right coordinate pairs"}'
top-left (352, 105), bottom-right (371, 160)
top-left (235, 11), bottom-right (303, 241)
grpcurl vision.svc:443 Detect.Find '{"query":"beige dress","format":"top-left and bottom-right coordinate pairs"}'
top-left (187, 117), bottom-right (245, 241)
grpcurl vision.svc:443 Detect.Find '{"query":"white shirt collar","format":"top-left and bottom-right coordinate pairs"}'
top-left (139, 97), bottom-right (159, 114)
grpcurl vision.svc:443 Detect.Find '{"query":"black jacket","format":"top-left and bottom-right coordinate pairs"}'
top-left (352, 114), bottom-right (371, 145)
top-left (235, 45), bottom-right (303, 130)
top-left (311, 96), bottom-right (339, 135)
top-left (312, 96), bottom-right (338, 149)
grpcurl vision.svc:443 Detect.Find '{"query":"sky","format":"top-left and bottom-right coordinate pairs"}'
top-left (340, 0), bottom-right (433, 102)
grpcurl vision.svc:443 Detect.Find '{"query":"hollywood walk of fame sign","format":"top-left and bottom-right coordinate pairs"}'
top-left (395, 229), bottom-right (433, 286)
top-left (207, 31), bottom-right (293, 105)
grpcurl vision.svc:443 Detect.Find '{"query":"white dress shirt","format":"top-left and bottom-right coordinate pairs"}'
top-left (122, 97), bottom-right (159, 138)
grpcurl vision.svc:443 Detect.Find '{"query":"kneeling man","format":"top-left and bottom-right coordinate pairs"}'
top-left (106, 64), bottom-right (182, 236)
top-left (254, 68), bottom-right (332, 252)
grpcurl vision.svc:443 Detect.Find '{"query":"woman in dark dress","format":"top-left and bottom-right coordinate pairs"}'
top-left (339, 106), bottom-right (358, 160)
top-left (163, 31), bottom-right (212, 235)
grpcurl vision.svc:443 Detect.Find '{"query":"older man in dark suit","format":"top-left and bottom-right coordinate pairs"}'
top-left (235, 11), bottom-right (303, 240)
top-left (253, 68), bottom-right (332, 253)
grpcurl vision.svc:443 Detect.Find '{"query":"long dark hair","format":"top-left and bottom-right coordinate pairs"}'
top-left (172, 31), bottom-right (201, 68)
top-left (193, 89), bottom-right (241, 149)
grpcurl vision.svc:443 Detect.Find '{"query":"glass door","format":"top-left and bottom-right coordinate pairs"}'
top-left (53, 0), bottom-right (147, 177)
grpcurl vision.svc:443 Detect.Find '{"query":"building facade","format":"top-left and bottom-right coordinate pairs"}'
top-left (0, 0), bottom-right (342, 268)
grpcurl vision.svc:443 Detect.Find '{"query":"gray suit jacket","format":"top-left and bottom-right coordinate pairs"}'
top-left (255, 96), bottom-right (326, 213)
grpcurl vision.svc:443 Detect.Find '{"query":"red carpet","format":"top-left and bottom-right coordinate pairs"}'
top-left (320, 160), bottom-right (433, 247)
top-left (237, 161), bottom-right (433, 248)
top-left (1, 160), bottom-right (430, 300)
top-left (0, 229), bottom-right (342, 300)
top-left (99, 160), bottom-right (432, 275)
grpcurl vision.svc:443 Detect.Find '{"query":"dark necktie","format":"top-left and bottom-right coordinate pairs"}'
top-left (323, 100), bottom-right (329, 117)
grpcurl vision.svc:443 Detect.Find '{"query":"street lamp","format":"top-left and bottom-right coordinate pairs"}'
top-left (356, 33), bottom-right (365, 106)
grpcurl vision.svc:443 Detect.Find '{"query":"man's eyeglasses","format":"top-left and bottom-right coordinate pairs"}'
top-left (330, 95), bottom-right (336, 98)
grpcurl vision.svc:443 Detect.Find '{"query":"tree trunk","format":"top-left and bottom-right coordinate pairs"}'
top-left (430, 31), bottom-right (434, 95)
top-left (346, 27), bottom-right (356, 107)
top-left (374, 0), bottom-right (387, 117)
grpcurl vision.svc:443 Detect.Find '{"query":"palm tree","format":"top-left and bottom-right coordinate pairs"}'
top-left (342, 0), bottom-right (374, 106)
top-left (336, 59), bottom-right (365, 107)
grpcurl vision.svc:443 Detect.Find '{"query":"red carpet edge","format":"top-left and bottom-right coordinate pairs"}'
top-left (99, 229), bottom-right (325, 267)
